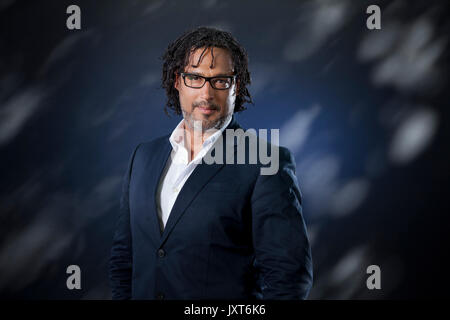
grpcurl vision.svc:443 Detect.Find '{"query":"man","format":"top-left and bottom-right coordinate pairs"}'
top-left (109, 26), bottom-right (313, 300)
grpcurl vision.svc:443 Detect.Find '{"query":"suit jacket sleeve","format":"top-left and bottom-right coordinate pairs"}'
top-left (108, 143), bottom-right (141, 300)
top-left (251, 146), bottom-right (313, 299)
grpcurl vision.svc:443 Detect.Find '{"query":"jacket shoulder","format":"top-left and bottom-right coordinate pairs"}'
top-left (133, 134), bottom-right (170, 154)
top-left (140, 134), bottom-right (170, 149)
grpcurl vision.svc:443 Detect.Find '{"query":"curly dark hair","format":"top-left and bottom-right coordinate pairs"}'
top-left (161, 26), bottom-right (253, 116)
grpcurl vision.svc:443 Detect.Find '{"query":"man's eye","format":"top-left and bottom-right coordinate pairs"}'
top-left (187, 75), bottom-right (200, 80)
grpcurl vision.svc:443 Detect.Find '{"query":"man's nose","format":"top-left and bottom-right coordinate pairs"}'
top-left (199, 80), bottom-right (215, 99)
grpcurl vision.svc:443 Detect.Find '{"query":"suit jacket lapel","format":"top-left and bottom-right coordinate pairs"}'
top-left (159, 116), bottom-right (242, 246)
top-left (146, 137), bottom-right (172, 246)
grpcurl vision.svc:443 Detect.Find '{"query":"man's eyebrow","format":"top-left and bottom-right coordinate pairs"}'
top-left (185, 71), bottom-right (235, 77)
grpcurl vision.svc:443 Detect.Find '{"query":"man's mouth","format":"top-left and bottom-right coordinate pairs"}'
top-left (197, 106), bottom-right (217, 115)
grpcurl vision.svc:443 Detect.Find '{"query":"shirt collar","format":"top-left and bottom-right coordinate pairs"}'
top-left (169, 114), bottom-right (233, 153)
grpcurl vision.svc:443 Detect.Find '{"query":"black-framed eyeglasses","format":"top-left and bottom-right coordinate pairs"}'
top-left (180, 72), bottom-right (236, 90)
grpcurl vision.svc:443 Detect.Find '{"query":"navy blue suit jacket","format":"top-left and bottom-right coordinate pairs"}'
top-left (109, 116), bottom-right (313, 300)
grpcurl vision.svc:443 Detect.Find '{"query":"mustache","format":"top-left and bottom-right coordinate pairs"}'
top-left (193, 101), bottom-right (220, 110)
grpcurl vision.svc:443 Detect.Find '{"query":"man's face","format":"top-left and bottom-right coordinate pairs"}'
top-left (174, 47), bottom-right (237, 132)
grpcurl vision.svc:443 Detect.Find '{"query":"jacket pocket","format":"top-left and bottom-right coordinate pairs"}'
top-left (205, 181), bottom-right (241, 193)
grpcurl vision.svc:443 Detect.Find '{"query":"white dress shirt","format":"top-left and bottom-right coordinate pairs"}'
top-left (155, 115), bottom-right (232, 232)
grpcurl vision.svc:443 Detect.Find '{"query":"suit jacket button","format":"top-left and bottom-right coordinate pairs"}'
top-left (158, 249), bottom-right (166, 257)
top-left (156, 293), bottom-right (164, 300)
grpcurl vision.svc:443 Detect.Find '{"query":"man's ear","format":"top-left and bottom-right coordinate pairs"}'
top-left (174, 72), bottom-right (180, 91)
top-left (234, 79), bottom-right (239, 96)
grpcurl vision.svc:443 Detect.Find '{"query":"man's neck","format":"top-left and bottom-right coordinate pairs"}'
top-left (183, 122), bottom-right (212, 162)
top-left (181, 115), bottom-right (232, 162)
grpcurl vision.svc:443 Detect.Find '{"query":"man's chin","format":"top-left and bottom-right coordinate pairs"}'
top-left (188, 117), bottom-right (220, 132)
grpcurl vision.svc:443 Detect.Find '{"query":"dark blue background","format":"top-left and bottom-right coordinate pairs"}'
top-left (0, 0), bottom-right (449, 299)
